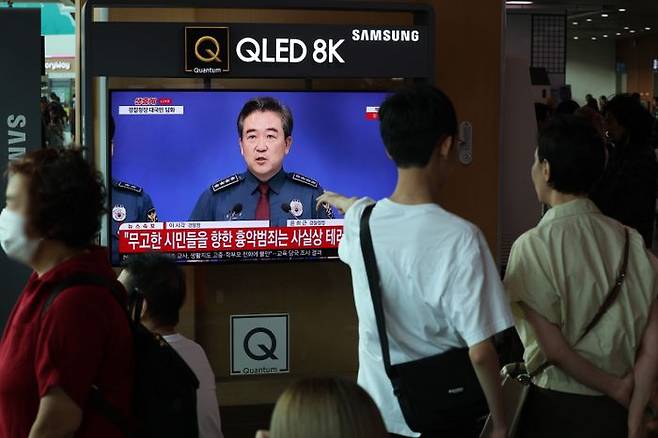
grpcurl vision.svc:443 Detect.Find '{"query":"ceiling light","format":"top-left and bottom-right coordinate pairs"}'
top-left (601, 13), bottom-right (609, 17)
top-left (603, 34), bottom-right (609, 38)
top-left (616, 32), bottom-right (622, 36)
top-left (572, 21), bottom-right (579, 25)
top-left (618, 8), bottom-right (627, 12)
top-left (591, 36), bottom-right (597, 40)
top-left (624, 26), bottom-right (630, 30)
top-left (506, 1), bottom-right (533, 4)
top-left (573, 36), bottom-right (579, 40)
top-left (586, 18), bottom-right (593, 22)
top-left (630, 30), bottom-right (636, 33)
top-left (645, 27), bottom-right (652, 31)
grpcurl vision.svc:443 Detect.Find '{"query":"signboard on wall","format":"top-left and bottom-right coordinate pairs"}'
top-left (0, 8), bottom-right (41, 326)
top-left (230, 314), bottom-right (289, 376)
top-left (90, 23), bottom-right (431, 79)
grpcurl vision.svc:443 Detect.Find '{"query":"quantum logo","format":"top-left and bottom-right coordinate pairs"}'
top-left (185, 26), bottom-right (230, 74)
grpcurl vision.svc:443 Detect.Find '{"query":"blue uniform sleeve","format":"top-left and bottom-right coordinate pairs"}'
top-left (190, 190), bottom-right (212, 221)
top-left (140, 193), bottom-right (156, 221)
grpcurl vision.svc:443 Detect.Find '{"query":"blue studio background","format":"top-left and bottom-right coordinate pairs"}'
top-left (111, 90), bottom-right (396, 221)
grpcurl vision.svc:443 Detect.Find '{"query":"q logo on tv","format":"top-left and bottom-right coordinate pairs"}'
top-left (185, 26), bottom-right (230, 74)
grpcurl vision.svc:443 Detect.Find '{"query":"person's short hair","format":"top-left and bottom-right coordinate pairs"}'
top-left (378, 84), bottom-right (458, 168)
top-left (237, 97), bottom-right (293, 139)
top-left (7, 148), bottom-right (105, 248)
top-left (269, 377), bottom-right (387, 438)
top-left (606, 94), bottom-right (655, 146)
top-left (122, 253), bottom-right (185, 327)
top-left (537, 115), bottom-right (605, 195)
top-left (555, 99), bottom-right (581, 115)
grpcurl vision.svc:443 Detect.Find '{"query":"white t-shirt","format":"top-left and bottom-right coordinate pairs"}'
top-left (163, 333), bottom-right (224, 438)
top-left (339, 198), bottom-right (514, 437)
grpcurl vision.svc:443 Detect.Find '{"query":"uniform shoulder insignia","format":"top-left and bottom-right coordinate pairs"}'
top-left (115, 180), bottom-right (143, 194)
top-left (211, 174), bottom-right (243, 193)
top-left (289, 172), bottom-right (319, 189)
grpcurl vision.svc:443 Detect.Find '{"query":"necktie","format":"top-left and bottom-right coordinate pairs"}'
top-left (255, 183), bottom-right (270, 220)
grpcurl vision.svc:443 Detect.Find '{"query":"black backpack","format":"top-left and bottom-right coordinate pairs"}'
top-left (42, 273), bottom-right (200, 438)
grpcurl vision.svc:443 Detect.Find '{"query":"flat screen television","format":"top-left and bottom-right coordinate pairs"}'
top-left (109, 90), bottom-right (395, 264)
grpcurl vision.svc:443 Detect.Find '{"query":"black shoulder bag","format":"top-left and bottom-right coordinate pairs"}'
top-left (359, 203), bottom-right (487, 433)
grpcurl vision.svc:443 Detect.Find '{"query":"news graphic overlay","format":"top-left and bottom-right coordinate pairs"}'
top-left (110, 90), bottom-right (394, 264)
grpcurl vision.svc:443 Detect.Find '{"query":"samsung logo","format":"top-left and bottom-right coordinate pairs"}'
top-left (352, 29), bottom-right (420, 42)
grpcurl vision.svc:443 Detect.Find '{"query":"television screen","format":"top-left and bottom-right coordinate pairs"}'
top-left (109, 90), bottom-right (395, 265)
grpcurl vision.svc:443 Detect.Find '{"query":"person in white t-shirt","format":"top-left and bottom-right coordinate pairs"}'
top-left (317, 85), bottom-right (513, 438)
top-left (118, 254), bottom-right (224, 438)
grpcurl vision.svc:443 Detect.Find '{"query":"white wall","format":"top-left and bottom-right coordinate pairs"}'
top-left (566, 39), bottom-right (616, 105)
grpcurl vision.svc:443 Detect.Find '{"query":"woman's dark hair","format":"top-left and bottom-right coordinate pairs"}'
top-left (537, 115), bottom-right (605, 195)
top-left (606, 94), bottom-right (655, 147)
top-left (8, 148), bottom-right (106, 248)
top-left (378, 84), bottom-right (457, 168)
top-left (123, 253), bottom-right (186, 327)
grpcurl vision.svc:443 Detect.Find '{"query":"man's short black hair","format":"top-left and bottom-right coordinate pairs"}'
top-left (537, 115), bottom-right (605, 195)
top-left (378, 84), bottom-right (457, 168)
top-left (237, 97), bottom-right (293, 138)
top-left (123, 254), bottom-right (186, 327)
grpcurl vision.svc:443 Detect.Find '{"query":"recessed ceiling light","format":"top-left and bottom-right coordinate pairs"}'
top-left (586, 18), bottom-right (593, 22)
top-left (506, 1), bottom-right (533, 4)
top-left (616, 32), bottom-right (622, 36)
top-left (601, 13), bottom-right (609, 17)
top-left (645, 27), bottom-right (652, 31)
top-left (573, 36), bottom-right (579, 40)
top-left (624, 26), bottom-right (630, 30)
top-left (630, 30), bottom-right (636, 33)
top-left (591, 36), bottom-right (597, 40)
top-left (573, 21), bottom-right (579, 25)
top-left (603, 34), bottom-right (609, 38)
top-left (618, 8), bottom-right (627, 12)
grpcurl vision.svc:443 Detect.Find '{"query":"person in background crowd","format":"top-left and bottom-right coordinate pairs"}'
top-left (555, 99), bottom-right (580, 115)
top-left (118, 253), bottom-right (224, 438)
top-left (256, 377), bottom-right (388, 438)
top-left (505, 115), bottom-right (658, 438)
top-left (46, 102), bottom-right (66, 148)
top-left (599, 95), bottom-right (609, 114)
top-left (590, 94), bottom-right (658, 247)
top-left (318, 84), bottom-right (512, 438)
top-left (585, 94), bottom-right (600, 113)
top-left (575, 106), bottom-right (605, 139)
top-left (0, 148), bottom-right (134, 438)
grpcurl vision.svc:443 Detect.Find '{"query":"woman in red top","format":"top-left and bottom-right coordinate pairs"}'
top-left (0, 149), bottom-right (133, 438)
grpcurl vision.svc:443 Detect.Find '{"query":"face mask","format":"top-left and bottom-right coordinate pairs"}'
top-left (0, 208), bottom-right (41, 264)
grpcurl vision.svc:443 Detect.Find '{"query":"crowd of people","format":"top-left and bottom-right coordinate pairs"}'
top-left (41, 92), bottom-right (74, 148)
top-left (0, 83), bottom-right (657, 438)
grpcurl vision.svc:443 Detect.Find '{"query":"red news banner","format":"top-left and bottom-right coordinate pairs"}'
top-left (118, 220), bottom-right (345, 261)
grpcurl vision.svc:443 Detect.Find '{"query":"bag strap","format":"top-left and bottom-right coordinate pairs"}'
top-left (359, 203), bottom-right (395, 378)
top-left (530, 227), bottom-right (631, 378)
top-left (41, 272), bottom-right (128, 318)
top-left (41, 273), bottom-right (133, 437)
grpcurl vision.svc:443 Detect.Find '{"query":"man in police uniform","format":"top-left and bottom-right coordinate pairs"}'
top-left (189, 96), bottom-right (334, 225)
top-left (109, 115), bottom-right (158, 265)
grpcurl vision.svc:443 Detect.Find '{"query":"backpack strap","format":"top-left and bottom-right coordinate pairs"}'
top-left (41, 273), bottom-right (133, 437)
top-left (41, 272), bottom-right (128, 318)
